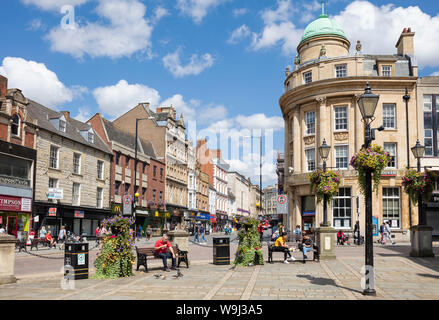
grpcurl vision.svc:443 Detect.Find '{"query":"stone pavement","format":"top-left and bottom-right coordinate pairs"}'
top-left (2, 251), bottom-right (439, 300)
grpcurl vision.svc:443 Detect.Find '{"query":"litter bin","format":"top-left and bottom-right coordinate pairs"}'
top-left (213, 237), bottom-right (230, 265)
top-left (64, 243), bottom-right (89, 280)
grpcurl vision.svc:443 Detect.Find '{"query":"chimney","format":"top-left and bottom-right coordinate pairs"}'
top-left (396, 27), bottom-right (415, 56)
top-left (61, 111), bottom-right (70, 120)
top-left (0, 75), bottom-right (7, 97)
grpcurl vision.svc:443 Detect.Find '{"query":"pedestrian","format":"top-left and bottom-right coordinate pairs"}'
top-left (301, 234), bottom-right (313, 263)
top-left (273, 232), bottom-right (296, 264)
top-left (95, 225), bottom-right (100, 237)
top-left (136, 225), bottom-right (141, 241)
top-left (146, 225), bottom-right (152, 240)
top-left (58, 226), bottom-right (66, 250)
top-left (295, 225), bottom-right (302, 243)
top-left (200, 224), bottom-right (206, 243)
top-left (258, 222), bottom-right (264, 242)
top-left (39, 226), bottom-right (47, 241)
top-left (337, 230), bottom-right (347, 245)
top-left (271, 229), bottom-right (280, 242)
top-left (354, 221), bottom-right (360, 245)
top-left (384, 221), bottom-right (395, 245)
top-left (0, 225), bottom-right (5, 233)
top-left (45, 230), bottom-right (56, 248)
top-left (154, 234), bottom-right (176, 272)
top-left (194, 223), bottom-right (199, 242)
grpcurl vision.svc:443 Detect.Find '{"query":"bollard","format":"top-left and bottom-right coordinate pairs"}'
top-left (0, 233), bottom-right (17, 285)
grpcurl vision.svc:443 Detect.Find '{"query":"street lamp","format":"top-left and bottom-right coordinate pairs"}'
top-left (358, 82), bottom-right (380, 296)
top-left (411, 139), bottom-right (425, 225)
top-left (318, 138), bottom-right (331, 226)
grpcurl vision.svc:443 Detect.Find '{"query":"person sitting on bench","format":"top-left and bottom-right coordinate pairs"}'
top-left (44, 230), bottom-right (56, 248)
top-left (337, 230), bottom-right (348, 245)
top-left (301, 235), bottom-right (313, 263)
top-left (154, 234), bottom-right (176, 272)
top-left (274, 232), bottom-right (296, 264)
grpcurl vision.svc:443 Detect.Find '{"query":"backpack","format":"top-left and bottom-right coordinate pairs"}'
top-left (379, 225), bottom-right (384, 233)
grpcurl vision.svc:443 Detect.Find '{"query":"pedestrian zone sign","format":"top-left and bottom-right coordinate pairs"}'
top-left (123, 195), bottom-right (132, 216)
top-left (277, 195), bottom-right (287, 205)
top-left (277, 195), bottom-right (288, 214)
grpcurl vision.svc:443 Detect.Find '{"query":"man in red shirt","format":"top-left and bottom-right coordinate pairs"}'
top-left (154, 234), bottom-right (176, 272)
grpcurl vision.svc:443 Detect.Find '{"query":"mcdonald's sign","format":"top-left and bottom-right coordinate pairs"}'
top-left (112, 204), bottom-right (122, 214)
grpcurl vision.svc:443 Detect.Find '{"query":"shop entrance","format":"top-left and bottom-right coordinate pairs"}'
top-left (7, 216), bottom-right (18, 238)
top-left (301, 195), bottom-right (316, 234)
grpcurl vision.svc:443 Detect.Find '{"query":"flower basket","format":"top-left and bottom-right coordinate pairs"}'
top-left (402, 169), bottom-right (438, 205)
top-left (350, 144), bottom-right (390, 195)
top-left (309, 169), bottom-right (341, 203)
top-left (233, 218), bottom-right (264, 266)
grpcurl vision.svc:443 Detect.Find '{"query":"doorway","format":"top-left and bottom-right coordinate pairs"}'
top-left (7, 216), bottom-right (18, 238)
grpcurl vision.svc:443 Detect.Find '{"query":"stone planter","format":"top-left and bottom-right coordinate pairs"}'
top-left (0, 233), bottom-right (17, 285)
top-left (167, 229), bottom-right (190, 252)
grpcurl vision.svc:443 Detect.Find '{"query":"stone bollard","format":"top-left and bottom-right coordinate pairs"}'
top-left (0, 233), bottom-right (17, 285)
top-left (167, 229), bottom-right (190, 252)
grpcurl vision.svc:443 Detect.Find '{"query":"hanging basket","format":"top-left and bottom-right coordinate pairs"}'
top-left (309, 169), bottom-right (341, 203)
top-left (402, 169), bottom-right (438, 205)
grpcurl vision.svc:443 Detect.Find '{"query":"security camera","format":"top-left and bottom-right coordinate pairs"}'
top-left (289, 167), bottom-right (294, 173)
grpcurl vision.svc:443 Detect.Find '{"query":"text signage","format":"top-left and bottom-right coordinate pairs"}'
top-left (0, 175), bottom-right (30, 187)
top-left (277, 195), bottom-right (288, 214)
top-left (74, 210), bottom-right (85, 218)
top-left (48, 207), bottom-right (57, 216)
top-left (47, 188), bottom-right (63, 200)
top-left (0, 195), bottom-right (32, 212)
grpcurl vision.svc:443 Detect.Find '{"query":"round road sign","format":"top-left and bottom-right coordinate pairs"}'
top-left (277, 195), bottom-right (287, 205)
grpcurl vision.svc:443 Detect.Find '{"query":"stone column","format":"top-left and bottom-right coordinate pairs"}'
top-left (316, 226), bottom-right (337, 260)
top-left (410, 225), bottom-right (435, 257)
top-left (353, 94), bottom-right (363, 152)
top-left (293, 109), bottom-right (301, 172)
top-left (0, 233), bottom-right (17, 285)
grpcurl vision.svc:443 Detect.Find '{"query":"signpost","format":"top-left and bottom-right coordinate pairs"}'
top-left (123, 195), bottom-right (132, 216)
top-left (276, 194), bottom-right (288, 214)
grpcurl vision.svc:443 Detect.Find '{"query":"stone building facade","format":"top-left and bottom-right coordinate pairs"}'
top-left (263, 185), bottom-right (278, 219)
top-left (280, 9), bottom-right (420, 237)
top-left (227, 171), bottom-right (251, 220)
top-left (0, 76), bottom-right (37, 239)
top-left (28, 103), bottom-right (112, 238)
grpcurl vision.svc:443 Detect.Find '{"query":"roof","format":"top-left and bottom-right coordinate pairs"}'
top-left (300, 13), bottom-right (347, 45)
top-left (102, 118), bottom-right (157, 159)
top-left (26, 100), bottom-right (112, 155)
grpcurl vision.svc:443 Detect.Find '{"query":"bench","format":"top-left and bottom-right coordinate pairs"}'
top-left (297, 243), bottom-right (320, 263)
top-left (268, 243), bottom-right (301, 263)
top-left (135, 245), bottom-right (189, 272)
top-left (15, 239), bottom-right (27, 252)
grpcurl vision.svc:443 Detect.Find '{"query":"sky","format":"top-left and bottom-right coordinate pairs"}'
top-left (1, 0), bottom-right (439, 187)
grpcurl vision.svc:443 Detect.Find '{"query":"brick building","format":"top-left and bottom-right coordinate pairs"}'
top-left (88, 113), bottom-right (166, 236)
top-left (0, 76), bottom-right (37, 238)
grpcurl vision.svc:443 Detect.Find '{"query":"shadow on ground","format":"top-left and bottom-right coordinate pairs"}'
top-left (296, 274), bottom-right (363, 295)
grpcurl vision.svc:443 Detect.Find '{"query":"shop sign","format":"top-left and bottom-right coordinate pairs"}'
top-left (47, 188), bottom-right (63, 200)
top-left (0, 175), bottom-right (30, 187)
top-left (74, 210), bottom-right (85, 218)
top-left (196, 212), bottom-right (210, 220)
top-left (165, 212), bottom-right (171, 218)
top-left (34, 215), bottom-right (39, 223)
top-left (0, 195), bottom-right (32, 212)
top-left (48, 207), bottom-right (57, 216)
top-left (155, 211), bottom-right (159, 217)
top-left (112, 204), bottom-right (122, 214)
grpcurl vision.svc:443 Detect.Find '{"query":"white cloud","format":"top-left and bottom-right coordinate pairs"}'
top-left (233, 8), bottom-right (248, 17)
top-left (163, 48), bottom-right (215, 78)
top-left (236, 114), bottom-right (284, 131)
top-left (27, 19), bottom-right (45, 31)
top-left (93, 80), bottom-right (161, 118)
top-left (0, 57), bottom-right (73, 108)
top-left (228, 25), bottom-right (251, 44)
top-left (197, 104), bottom-right (228, 123)
top-left (333, 1), bottom-right (439, 68)
top-left (153, 6), bottom-right (170, 24)
top-left (161, 94), bottom-right (197, 121)
top-left (176, 0), bottom-right (227, 24)
top-left (432, 71), bottom-right (439, 76)
top-left (21, 0), bottom-right (89, 11)
top-left (74, 107), bottom-right (92, 122)
top-left (45, 0), bottom-right (154, 59)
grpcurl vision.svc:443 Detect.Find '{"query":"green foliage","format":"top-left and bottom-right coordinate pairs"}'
top-left (309, 169), bottom-right (341, 204)
top-left (93, 214), bottom-right (135, 279)
top-left (402, 169), bottom-right (438, 205)
top-left (350, 144), bottom-right (390, 195)
top-left (234, 218), bottom-right (264, 266)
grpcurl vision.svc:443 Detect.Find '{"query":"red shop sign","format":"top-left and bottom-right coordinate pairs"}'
top-left (0, 195), bottom-right (32, 212)
top-left (48, 208), bottom-right (57, 217)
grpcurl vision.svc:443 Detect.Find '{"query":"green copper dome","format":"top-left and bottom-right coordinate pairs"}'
top-left (300, 13), bottom-right (348, 45)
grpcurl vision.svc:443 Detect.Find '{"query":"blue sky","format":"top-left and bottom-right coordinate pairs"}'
top-left (1, 0), bottom-right (439, 187)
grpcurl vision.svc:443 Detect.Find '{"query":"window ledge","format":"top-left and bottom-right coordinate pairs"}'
top-left (72, 173), bottom-right (83, 177)
top-left (383, 128), bottom-right (397, 132)
top-left (49, 167), bottom-right (61, 172)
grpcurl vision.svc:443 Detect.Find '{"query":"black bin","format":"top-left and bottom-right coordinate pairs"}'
top-left (213, 237), bottom-right (230, 265)
top-left (64, 243), bottom-right (89, 280)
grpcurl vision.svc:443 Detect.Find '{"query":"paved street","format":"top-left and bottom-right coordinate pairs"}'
top-left (3, 231), bottom-right (439, 300)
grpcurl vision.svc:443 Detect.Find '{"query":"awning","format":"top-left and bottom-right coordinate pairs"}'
top-left (302, 211), bottom-right (315, 216)
top-left (196, 212), bottom-right (211, 221)
top-left (135, 210), bottom-right (149, 216)
top-left (210, 215), bottom-right (217, 223)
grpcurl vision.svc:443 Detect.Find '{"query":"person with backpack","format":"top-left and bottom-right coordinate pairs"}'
top-left (384, 221), bottom-right (395, 245)
top-left (271, 229), bottom-right (280, 242)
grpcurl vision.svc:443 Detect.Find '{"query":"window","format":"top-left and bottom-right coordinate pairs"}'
top-left (115, 181), bottom-right (121, 196)
top-left (142, 187), bottom-right (147, 200)
top-left (88, 131), bottom-right (94, 143)
top-left (332, 188), bottom-right (351, 228)
top-left (305, 111), bottom-right (315, 135)
top-left (59, 119), bottom-right (66, 133)
top-left (424, 95), bottom-right (434, 156)
top-left (383, 104), bottom-right (396, 129)
top-left (384, 143), bottom-right (397, 168)
top-left (142, 162), bottom-right (147, 173)
top-left (115, 152), bottom-right (120, 165)
top-left (50, 146), bottom-right (59, 169)
top-left (160, 168), bottom-right (164, 179)
top-left (11, 114), bottom-right (20, 137)
top-left (303, 71), bottom-right (312, 84)
top-left (96, 187), bottom-right (103, 208)
top-left (382, 65), bottom-right (392, 77)
top-left (335, 145), bottom-right (349, 169)
top-left (335, 64), bottom-right (347, 78)
top-left (334, 106), bottom-right (348, 131)
top-left (383, 188), bottom-right (400, 228)
top-left (153, 189), bottom-right (156, 201)
top-left (72, 183), bottom-right (80, 206)
top-left (97, 160), bottom-right (104, 180)
top-left (49, 178), bottom-right (58, 188)
top-left (73, 153), bottom-right (81, 174)
top-left (0, 154), bottom-right (31, 179)
top-left (126, 156), bottom-right (130, 167)
top-left (125, 183), bottom-right (130, 194)
top-left (305, 149), bottom-right (315, 172)
top-left (153, 166), bottom-right (157, 177)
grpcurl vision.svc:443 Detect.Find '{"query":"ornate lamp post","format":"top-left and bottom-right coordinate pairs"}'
top-left (357, 82), bottom-right (380, 296)
top-left (410, 139), bottom-right (434, 257)
top-left (318, 139), bottom-right (331, 226)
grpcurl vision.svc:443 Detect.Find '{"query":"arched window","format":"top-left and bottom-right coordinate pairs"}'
top-left (11, 114), bottom-right (20, 137)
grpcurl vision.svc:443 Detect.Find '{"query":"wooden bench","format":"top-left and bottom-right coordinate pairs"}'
top-left (29, 238), bottom-right (41, 251)
top-left (15, 239), bottom-right (27, 252)
top-left (268, 243), bottom-right (299, 263)
top-left (298, 243), bottom-right (320, 262)
top-left (135, 245), bottom-right (189, 272)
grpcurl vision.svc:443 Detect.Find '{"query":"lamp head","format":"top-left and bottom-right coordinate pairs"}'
top-left (411, 139), bottom-right (425, 159)
top-left (318, 138), bottom-right (331, 161)
top-left (358, 82), bottom-right (380, 121)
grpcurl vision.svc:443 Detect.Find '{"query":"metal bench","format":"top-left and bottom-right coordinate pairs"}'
top-left (135, 245), bottom-right (189, 272)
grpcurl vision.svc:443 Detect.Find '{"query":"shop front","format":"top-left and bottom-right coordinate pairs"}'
top-left (196, 212), bottom-right (211, 233)
top-left (33, 202), bottom-right (110, 238)
top-left (0, 195), bottom-right (32, 239)
top-left (426, 192), bottom-right (439, 237)
top-left (215, 213), bottom-right (228, 232)
top-left (301, 195), bottom-right (316, 233)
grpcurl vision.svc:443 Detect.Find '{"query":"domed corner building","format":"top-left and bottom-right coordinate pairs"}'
top-left (279, 5), bottom-right (439, 240)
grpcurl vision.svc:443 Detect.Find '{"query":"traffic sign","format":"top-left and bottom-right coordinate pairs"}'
top-left (123, 194), bottom-right (132, 216)
top-left (277, 195), bottom-right (287, 205)
top-left (277, 195), bottom-right (288, 214)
